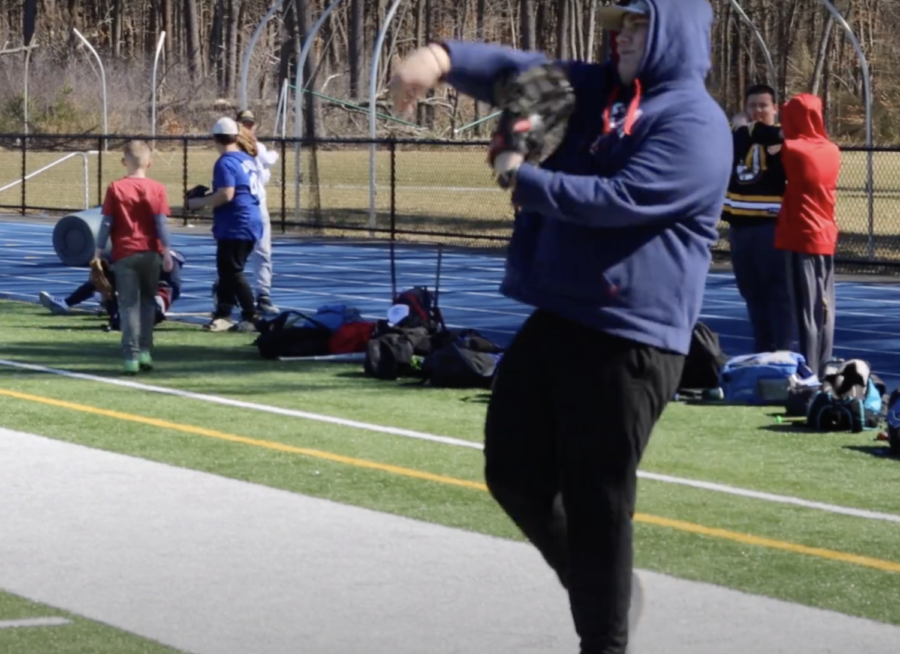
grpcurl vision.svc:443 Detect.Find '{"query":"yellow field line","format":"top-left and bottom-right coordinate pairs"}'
top-left (0, 388), bottom-right (486, 492)
top-left (2, 387), bottom-right (899, 575)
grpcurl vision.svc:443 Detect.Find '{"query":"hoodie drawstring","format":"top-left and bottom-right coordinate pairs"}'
top-left (603, 80), bottom-right (643, 136)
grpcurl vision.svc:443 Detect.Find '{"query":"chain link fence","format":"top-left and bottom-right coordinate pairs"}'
top-left (1, 133), bottom-right (899, 270)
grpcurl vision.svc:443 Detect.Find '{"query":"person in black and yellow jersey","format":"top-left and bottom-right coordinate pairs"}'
top-left (722, 83), bottom-right (793, 353)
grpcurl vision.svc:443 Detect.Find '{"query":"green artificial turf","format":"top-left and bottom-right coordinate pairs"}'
top-left (1, 299), bottom-right (899, 635)
top-left (0, 590), bottom-right (185, 653)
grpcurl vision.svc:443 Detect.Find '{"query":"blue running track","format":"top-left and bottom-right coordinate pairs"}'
top-left (3, 220), bottom-right (900, 386)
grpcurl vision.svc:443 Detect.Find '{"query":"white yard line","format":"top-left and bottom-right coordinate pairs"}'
top-left (2, 358), bottom-right (899, 526)
top-left (0, 617), bottom-right (72, 629)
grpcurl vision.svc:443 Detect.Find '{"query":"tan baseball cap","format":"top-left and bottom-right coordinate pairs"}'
top-left (236, 109), bottom-right (255, 124)
top-left (597, 0), bottom-right (650, 30)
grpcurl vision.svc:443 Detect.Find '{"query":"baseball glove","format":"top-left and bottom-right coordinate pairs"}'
top-left (89, 257), bottom-right (113, 301)
top-left (185, 184), bottom-right (211, 211)
top-left (488, 63), bottom-right (577, 188)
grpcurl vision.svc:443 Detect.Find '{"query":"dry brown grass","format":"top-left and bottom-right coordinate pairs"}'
top-left (0, 147), bottom-right (898, 247)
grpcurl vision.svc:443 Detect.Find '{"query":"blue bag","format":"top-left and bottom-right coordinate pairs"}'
top-left (312, 304), bottom-right (363, 332)
top-left (719, 351), bottom-right (812, 405)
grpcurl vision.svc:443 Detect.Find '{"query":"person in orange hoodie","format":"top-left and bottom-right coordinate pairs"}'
top-left (747, 93), bottom-right (841, 376)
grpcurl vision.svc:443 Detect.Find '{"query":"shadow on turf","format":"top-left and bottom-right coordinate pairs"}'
top-left (843, 445), bottom-right (900, 460)
top-left (758, 422), bottom-right (812, 433)
top-left (0, 337), bottom-right (350, 394)
top-left (38, 324), bottom-right (114, 332)
top-left (334, 370), bottom-right (494, 400)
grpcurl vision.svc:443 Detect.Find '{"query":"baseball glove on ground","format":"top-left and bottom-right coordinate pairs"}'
top-left (89, 257), bottom-right (113, 301)
top-left (488, 63), bottom-right (577, 188)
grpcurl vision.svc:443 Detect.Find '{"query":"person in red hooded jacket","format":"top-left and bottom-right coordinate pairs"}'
top-left (746, 93), bottom-right (841, 376)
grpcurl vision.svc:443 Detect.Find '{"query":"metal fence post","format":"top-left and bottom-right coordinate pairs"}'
top-left (389, 138), bottom-right (397, 299)
top-left (19, 135), bottom-right (26, 215)
top-left (280, 138), bottom-right (287, 233)
top-left (97, 136), bottom-right (103, 204)
top-left (182, 136), bottom-right (189, 226)
top-left (390, 139), bottom-right (397, 239)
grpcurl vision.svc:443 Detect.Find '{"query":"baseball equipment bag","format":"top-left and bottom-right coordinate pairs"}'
top-left (806, 360), bottom-right (885, 433)
top-left (679, 321), bottom-right (728, 391)
top-left (254, 310), bottom-right (333, 359)
top-left (488, 63), bottom-right (577, 188)
top-left (719, 351), bottom-right (812, 405)
top-left (885, 388), bottom-right (900, 456)
top-left (421, 330), bottom-right (505, 389)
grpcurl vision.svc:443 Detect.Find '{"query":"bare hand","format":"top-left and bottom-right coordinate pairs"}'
top-left (492, 151), bottom-right (525, 176)
top-left (390, 44), bottom-right (450, 115)
top-left (162, 252), bottom-right (174, 272)
top-left (731, 112), bottom-right (750, 128)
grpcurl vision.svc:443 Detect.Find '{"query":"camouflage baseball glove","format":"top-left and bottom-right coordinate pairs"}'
top-left (488, 63), bottom-right (577, 189)
top-left (89, 257), bottom-right (113, 301)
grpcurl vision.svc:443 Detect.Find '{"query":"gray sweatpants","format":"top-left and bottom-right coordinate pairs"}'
top-left (729, 222), bottom-right (794, 352)
top-left (113, 251), bottom-right (162, 360)
top-left (786, 252), bottom-right (835, 378)
top-left (250, 201), bottom-right (272, 299)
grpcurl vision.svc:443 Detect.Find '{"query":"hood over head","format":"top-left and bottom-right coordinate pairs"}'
top-left (600, 0), bottom-right (716, 88)
top-left (781, 93), bottom-right (828, 140)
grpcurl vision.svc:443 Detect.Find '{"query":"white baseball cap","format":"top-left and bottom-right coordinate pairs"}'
top-left (597, 0), bottom-right (650, 30)
top-left (386, 304), bottom-right (410, 327)
top-left (212, 116), bottom-right (239, 136)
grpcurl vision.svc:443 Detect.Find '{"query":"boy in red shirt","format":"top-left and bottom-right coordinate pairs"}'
top-left (94, 140), bottom-right (174, 374)
top-left (747, 93), bottom-right (841, 376)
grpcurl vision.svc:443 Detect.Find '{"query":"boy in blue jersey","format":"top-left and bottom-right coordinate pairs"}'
top-left (391, 1), bottom-right (732, 652)
top-left (187, 116), bottom-right (263, 332)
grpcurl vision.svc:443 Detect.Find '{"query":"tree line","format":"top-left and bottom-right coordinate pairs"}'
top-left (0, 0), bottom-right (896, 143)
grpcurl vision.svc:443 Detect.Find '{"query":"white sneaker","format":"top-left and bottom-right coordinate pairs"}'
top-left (39, 291), bottom-right (70, 315)
top-left (204, 317), bottom-right (234, 332)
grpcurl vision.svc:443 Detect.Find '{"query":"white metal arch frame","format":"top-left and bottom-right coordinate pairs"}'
top-left (72, 28), bottom-right (108, 151)
top-left (724, 0), bottom-right (776, 86)
top-left (293, 0), bottom-right (346, 221)
top-left (368, 0), bottom-right (405, 231)
top-left (151, 31), bottom-right (166, 138)
top-left (240, 0), bottom-right (287, 112)
top-left (818, 0), bottom-right (874, 260)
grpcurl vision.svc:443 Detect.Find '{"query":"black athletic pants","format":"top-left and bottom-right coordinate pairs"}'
top-left (215, 239), bottom-right (257, 321)
top-left (729, 222), bottom-right (794, 352)
top-left (484, 310), bottom-right (684, 654)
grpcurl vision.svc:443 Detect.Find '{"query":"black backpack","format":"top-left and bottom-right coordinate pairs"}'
top-left (254, 311), bottom-right (333, 360)
top-left (392, 286), bottom-right (445, 333)
top-left (806, 361), bottom-right (885, 433)
top-left (363, 322), bottom-right (437, 380)
top-left (679, 321), bottom-right (728, 391)
top-left (884, 388), bottom-right (900, 456)
top-left (421, 330), bottom-right (504, 388)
